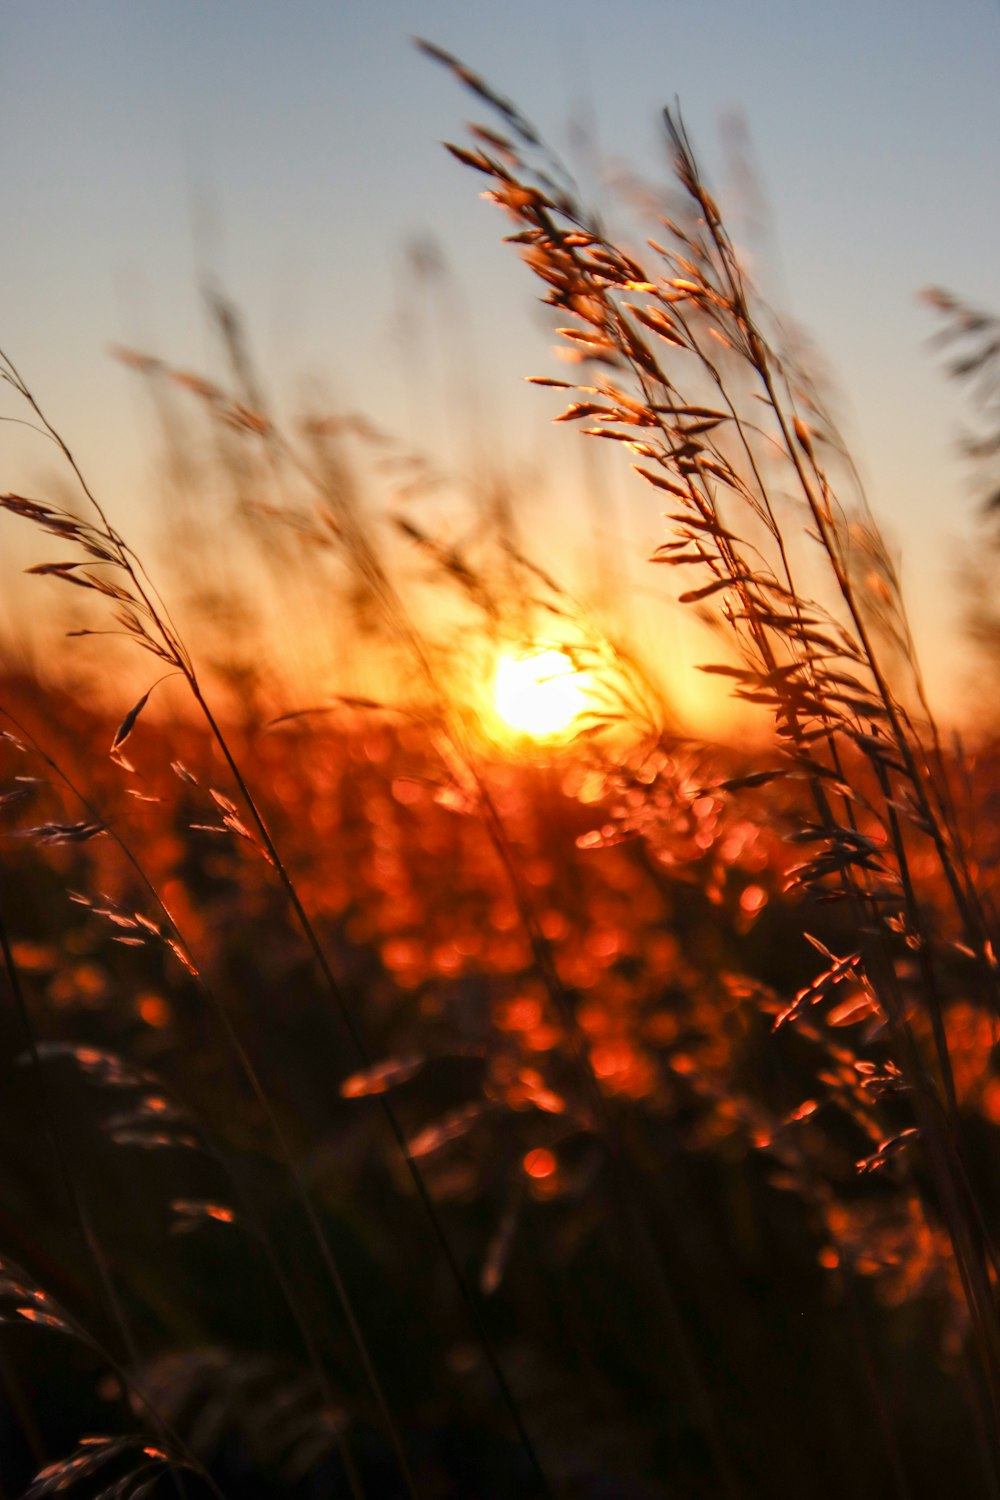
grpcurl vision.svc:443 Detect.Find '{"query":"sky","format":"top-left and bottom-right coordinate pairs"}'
top-left (3, 0), bottom-right (999, 718)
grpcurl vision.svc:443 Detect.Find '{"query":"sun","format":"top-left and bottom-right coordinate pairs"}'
top-left (492, 646), bottom-right (589, 740)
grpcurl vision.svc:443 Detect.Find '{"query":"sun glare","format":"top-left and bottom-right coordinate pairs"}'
top-left (493, 647), bottom-right (589, 740)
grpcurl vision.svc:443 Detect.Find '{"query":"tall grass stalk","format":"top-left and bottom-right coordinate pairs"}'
top-left (0, 347), bottom-right (547, 1497)
top-left (424, 38), bottom-right (1000, 1476)
top-left (194, 321), bottom-right (740, 1489)
top-left (44, 299), bottom-right (712, 1486)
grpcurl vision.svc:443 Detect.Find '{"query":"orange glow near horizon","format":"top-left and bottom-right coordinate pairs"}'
top-left (492, 646), bottom-right (591, 741)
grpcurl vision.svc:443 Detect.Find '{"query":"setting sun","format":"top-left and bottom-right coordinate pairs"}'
top-left (493, 647), bottom-right (589, 739)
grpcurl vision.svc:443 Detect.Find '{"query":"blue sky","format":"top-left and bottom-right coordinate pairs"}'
top-left (3, 0), bottom-right (999, 711)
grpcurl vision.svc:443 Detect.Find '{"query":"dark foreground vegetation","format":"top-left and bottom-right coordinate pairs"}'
top-left (3, 680), bottom-right (1000, 1499)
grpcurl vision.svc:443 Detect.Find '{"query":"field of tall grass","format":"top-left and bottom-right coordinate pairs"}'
top-left (2, 45), bottom-right (1000, 1498)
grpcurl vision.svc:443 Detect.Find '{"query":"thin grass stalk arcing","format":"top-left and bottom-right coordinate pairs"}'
top-left (188, 302), bottom-right (743, 1483)
top-left (195, 328), bottom-right (741, 1485)
top-left (0, 346), bottom-right (418, 1498)
top-left (0, 350), bottom-right (549, 1498)
top-left (424, 38), bottom-right (1000, 1466)
top-left (7, 309), bottom-right (697, 1493)
top-left (4, 315), bottom-right (726, 1491)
